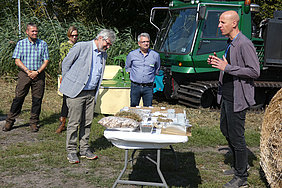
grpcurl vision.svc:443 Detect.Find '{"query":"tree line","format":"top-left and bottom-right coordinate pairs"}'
top-left (0, 0), bottom-right (281, 83)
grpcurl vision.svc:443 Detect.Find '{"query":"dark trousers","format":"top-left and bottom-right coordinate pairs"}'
top-left (6, 70), bottom-right (45, 125)
top-left (60, 95), bottom-right (68, 117)
top-left (220, 99), bottom-right (248, 179)
top-left (130, 82), bottom-right (153, 107)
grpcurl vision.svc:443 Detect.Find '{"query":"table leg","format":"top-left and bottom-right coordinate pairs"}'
top-left (112, 149), bottom-right (129, 188)
top-left (156, 149), bottom-right (168, 188)
top-left (130, 149), bottom-right (137, 166)
top-left (112, 149), bottom-right (168, 188)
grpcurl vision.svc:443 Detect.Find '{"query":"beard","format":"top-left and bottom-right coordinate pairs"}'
top-left (98, 41), bottom-right (107, 52)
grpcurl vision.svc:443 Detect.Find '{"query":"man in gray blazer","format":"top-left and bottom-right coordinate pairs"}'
top-left (59, 29), bottom-right (116, 164)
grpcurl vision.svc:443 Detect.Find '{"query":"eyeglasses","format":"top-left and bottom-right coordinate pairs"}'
top-left (103, 38), bottom-right (112, 46)
top-left (140, 41), bottom-right (150, 44)
top-left (70, 34), bottom-right (78, 37)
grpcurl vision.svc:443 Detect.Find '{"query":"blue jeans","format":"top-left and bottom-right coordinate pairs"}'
top-left (130, 82), bottom-right (153, 107)
top-left (220, 98), bottom-right (248, 179)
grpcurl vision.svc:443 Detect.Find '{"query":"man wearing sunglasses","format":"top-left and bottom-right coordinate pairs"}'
top-left (59, 29), bottom-right (116, 164)
top-left (125, 33), bottom-right (160, 107)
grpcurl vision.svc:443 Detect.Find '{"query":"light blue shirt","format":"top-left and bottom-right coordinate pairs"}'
top-left (125, 48), bottom-right (160, 83)
top-left (83, 41), bottom-right (103, 90)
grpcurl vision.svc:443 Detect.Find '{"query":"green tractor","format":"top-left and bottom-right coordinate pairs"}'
top-left (150, 0), bottom-right (282, 108)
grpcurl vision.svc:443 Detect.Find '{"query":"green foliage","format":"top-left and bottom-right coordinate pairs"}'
top-left (0, 0), bottom-right (279, 82)
top-left (0, 6), bottom-right (138, 83)
top-left (254, 0), bottom-right (282, 19)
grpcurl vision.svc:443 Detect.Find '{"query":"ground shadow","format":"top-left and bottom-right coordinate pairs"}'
top-left (259, 166), bottom-right (271, 188)
top-left (221, 147), bottom-right (258, 168)
top-left (40, 113), bottom-right (60, 128)
top-left (89, 135), bottom-right (113, 151)
top-left (11, 123), bottom-right (30, 130)
top-left (124, 149), bottom-right (202, 187)
top-left (153, 91), bottom-right (178, 105)
top-left (1, 110), bottom-right (60, 130)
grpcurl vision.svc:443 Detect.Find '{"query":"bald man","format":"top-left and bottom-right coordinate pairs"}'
top-left (207, 11), bottom-right (260, 188)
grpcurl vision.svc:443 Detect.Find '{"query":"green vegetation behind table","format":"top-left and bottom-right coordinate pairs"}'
top-left (0, 14), bottom-right (138, 85)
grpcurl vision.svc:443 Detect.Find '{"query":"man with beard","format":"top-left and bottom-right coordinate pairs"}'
top-left (59, 29), bottom-right (116, 164)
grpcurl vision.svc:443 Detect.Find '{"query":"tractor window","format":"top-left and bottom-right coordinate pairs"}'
top-left (155, 8), bottom-right (197, 54)
top-left (202, 11), bottom-right (224, 38)
top-left (197, 10), bottom-right (227, 55)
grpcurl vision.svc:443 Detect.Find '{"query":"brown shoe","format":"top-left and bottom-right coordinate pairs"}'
top-left (2, 122), bottom-right (13, 132)
top-left (56, 117), bottom-right (66, 133)
top-left (30, 124), bottom-right (39, 132)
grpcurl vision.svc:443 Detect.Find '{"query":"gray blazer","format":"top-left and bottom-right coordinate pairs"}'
top-left (59, 40), bottom-right (107, 100)
top-left (218, 32), bottom-right (260, 112)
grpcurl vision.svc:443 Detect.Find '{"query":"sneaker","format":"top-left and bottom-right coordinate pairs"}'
top-left (2, 122), bottom-right (13, 132)
top-left (223, 176), bottom-right (247, 188)
top-left (80, 150), bottom-right (98, 160)
top-left (67, 153), bottom-right (79, 164)
top-left (224, 165), bottom-right (250, 176)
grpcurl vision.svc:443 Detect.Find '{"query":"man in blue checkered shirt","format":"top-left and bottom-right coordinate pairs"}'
top-left (3, 23), bottom-right (49, 132)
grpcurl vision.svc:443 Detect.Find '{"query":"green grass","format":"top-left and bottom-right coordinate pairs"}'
top-left (0, 79), bottom-right (268, 187)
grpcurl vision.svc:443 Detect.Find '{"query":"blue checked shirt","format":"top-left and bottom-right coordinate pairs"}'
top-left (125, 48), bottom-right (160, 83)
top-left (12, 38), bottom-right (49, 70)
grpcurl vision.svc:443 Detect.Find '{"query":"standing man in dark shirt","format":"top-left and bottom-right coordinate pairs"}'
top-left (207, 11), bottom-right (260, 187)
top-left (3, 23), bottom-right (49, 132)
top-left (125, 33), bottom-right (160, 107)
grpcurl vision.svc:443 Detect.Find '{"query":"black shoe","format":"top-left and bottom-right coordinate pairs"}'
top-left (223, 176), bottom-right (247, 188)
top-left (224, 167), bottom-right (235, 175)
top-left (223, 165), bottom-right (250, 176)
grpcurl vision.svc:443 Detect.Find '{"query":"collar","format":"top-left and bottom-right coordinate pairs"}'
top-left (93, 40), bottom-right (102, 55)
top-left (27, 38), bottom-right (38, 45)
top-left (228, 32), bottom-right (241, 47)
top-left (138, 48), bottom-right (151, 55)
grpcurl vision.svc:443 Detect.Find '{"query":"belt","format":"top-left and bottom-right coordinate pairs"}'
top-left (131, 81), bottom-right (154, 87)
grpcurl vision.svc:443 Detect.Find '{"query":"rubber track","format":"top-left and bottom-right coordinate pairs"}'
top-left (177, 81), bottom-right (282, 108)
top-left (178, 81), bottom-right (218, 108)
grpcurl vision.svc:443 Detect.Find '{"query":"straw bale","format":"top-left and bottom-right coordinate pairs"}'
top-left (260, 88), bottom-right (282, 188)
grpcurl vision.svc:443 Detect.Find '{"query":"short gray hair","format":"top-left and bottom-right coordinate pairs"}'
top-left (138, 33), bottom-right (150, 42)
top-left (96, 29), bottom-right (116, 43)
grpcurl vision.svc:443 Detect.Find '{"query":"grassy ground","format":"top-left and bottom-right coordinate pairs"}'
top-left (0, 78), bottom-right (268, 188)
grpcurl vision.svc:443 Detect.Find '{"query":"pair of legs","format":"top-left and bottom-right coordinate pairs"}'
top-left (66, 90), bottom-right (95, 154)
top-left (220, 98), bottom-right (248, 179)
top-left (130, 82), bottom-right (153, 107)
top-left (5, 70), bottom-right (45, 127)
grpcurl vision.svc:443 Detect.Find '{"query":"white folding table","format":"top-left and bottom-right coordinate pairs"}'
top-left (104, 129), bottom-right (188, 188)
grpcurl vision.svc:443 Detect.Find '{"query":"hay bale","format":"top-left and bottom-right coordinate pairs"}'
top-left (260, 88), bottom-right (282, 188)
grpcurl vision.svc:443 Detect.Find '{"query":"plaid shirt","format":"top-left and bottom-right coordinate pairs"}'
top-left (12, 38), bottom-right (49, 70)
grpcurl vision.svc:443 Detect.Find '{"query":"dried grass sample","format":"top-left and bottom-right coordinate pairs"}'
top-left (115, 111), bottom-right (142, 122)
